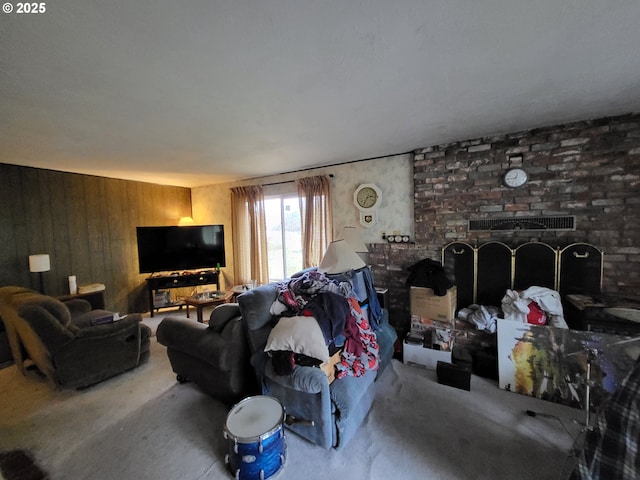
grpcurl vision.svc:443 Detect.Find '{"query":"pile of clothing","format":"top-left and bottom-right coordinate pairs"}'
top-left (458, 304), bottom-right (501, 334)
top-left (501, 286), bottom-right (568, 328)
top-left (405, 258), bottom-right (454, 295)
top-left (458, 286), bottom-right (569, 333)
top-left (268, 269), bottom-right (380, 379)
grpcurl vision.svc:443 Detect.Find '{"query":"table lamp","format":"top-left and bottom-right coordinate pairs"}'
top-left (29, 253), bottom-right (50, 294)
top-left (318, 240), bottom-right (365, 274)
top-left (337, 225), bottom-right (369, 264)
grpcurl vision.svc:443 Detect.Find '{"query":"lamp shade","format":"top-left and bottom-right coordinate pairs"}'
top-left (29, 254), bottom-right (50, 273)
top-left (337, 226), bottom-right (368, 253)
top-left (318, 240), bottom-right (366, 274)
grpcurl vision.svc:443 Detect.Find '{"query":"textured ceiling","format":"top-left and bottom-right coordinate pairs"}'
top-left (2, 0), bottom-right (640, 187)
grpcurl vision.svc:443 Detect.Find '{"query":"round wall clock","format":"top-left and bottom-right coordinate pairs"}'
top-left (353, 183), bottom-right (382, 211)
top-left (503, 168), bottom-right (528, 188)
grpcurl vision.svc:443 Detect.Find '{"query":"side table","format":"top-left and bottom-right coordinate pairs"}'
top-left (56, 290), bottom-right (106, 310)
top-left (183, 291), bottom-right (233, 323)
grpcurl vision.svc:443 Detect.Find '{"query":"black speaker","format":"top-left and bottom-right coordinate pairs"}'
top-left (436, 361), bottom-right (471, 391)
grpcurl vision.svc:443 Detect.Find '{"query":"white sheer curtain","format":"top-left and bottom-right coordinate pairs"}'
top-left (296, 175), bottom-right (333, 269)
top-left (230, 185), bottom-right (269, 286)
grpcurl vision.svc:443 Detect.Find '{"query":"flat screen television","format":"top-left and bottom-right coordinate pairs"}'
top-left (136, 225), bottom-right (225, 274)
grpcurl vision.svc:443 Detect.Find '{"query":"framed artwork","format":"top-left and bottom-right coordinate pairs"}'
top-left (497, 319), bottom-right (640, 409)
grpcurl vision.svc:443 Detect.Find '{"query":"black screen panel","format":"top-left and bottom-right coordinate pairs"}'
top-left (514, 242), bottom-right (557, 291)
top-left (443, 242), bottom-right (475, 310)
top-left (476, 242), bottom-right (512, 307)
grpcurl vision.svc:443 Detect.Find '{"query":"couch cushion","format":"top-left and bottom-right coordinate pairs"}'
top-left (12, 292), bottom-right (72, 327)
top-left (238, 284), bottom-right (278, 353)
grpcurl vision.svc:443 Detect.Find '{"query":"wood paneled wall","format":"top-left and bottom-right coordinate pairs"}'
top-left (0, 163), bottom-right (192, 313)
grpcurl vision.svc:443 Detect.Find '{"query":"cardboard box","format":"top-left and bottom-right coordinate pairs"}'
top-left (403, 334), bottom-right (452, 370)
top-left (410, 286), bottom-right (457, 324)
top-left (320, 350), bottom-right (342, 384)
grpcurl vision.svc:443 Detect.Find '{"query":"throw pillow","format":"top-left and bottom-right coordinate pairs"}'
top-left (264, 315), bottom-right (329, 363)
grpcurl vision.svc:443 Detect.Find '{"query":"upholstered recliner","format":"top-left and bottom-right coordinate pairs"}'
top-left (237, 278), bottom-right (397, 450)
top-left (0, 319), bottom-right (11, 367)
top-left (156, 303), bottom-right (258, 404)
top-left (0, 286), bottom-right (33, 367)
top-left (0, 286), bottom-right (151, 389)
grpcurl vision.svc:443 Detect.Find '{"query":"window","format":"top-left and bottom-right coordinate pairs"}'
top-left (264, 195), bottom-right (303, 282)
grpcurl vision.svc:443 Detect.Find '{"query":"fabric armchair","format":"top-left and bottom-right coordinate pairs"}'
top-left (0, 287), bottom-right (150, 389)
top-left (0, 286), bottom-right (34, 367)
top-left (156, 303), bottom-right (258, 404)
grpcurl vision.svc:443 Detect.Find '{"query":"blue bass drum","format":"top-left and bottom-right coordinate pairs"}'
top-left (224, 396), bottom-right (286, 480)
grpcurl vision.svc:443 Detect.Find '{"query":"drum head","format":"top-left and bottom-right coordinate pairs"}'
top-left (225, 396), bottom-right (284, 441)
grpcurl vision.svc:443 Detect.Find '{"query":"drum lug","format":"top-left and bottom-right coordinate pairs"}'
top-left (260, 470), bottom-right (264, 480)
top-left (234, 439), bottom-right (238, 454)
top-left (224, 454), bottom-right (229, 465)
top-left (235, 469), bottom-right (240, 480)
top-left (258, 439), bottom-right (263, 454)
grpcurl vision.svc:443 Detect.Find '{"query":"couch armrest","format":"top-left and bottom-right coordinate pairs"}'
top-left (157, 316), bottom-right (242, 371)
top-left (263, 361), bottom-right (333, 448)
top-left (208, 303), bottom-right (241, 332)
top-left (265, 362), bottom-right (328, 394)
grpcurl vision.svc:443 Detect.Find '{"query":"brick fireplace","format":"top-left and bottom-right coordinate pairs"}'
top-left (369, 113), bottom-right (640, 335)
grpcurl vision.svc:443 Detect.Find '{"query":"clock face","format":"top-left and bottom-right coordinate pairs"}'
top-left (356, 187), bottom-right (378, 208)
top-left (503, 168), bottom-right (528, 188)
top-left (354, 184), bottom-right (382, 211)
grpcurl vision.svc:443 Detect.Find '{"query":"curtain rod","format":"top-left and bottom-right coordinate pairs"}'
top-left (262, 173), bottom-right (334, 187)
top-left (242, 148), bottom-right (411, 186)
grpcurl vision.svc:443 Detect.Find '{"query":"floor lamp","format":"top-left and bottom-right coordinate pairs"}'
top-left (29, 254), bottom-right (50, 294)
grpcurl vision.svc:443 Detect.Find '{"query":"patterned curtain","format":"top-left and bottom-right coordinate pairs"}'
top-left (230, 185), bottom-right (269, 286)
top-left (296, 175), bottom-right (333, 268)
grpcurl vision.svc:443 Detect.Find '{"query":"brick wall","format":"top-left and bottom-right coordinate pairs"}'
top-left (370, 113), bottom-right (640, 334)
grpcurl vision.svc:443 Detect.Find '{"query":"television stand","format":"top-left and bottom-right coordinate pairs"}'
top-left (145, 271), bottom-right (220, 317)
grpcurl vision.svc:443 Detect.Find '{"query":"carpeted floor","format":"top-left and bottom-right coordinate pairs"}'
top-left (0, 310), bottom-right (587, 480)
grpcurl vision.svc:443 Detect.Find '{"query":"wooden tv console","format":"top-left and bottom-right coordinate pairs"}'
top-left (145, 271), bottom-right (220, 317)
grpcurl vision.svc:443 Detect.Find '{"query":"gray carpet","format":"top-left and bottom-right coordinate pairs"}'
top-left (0, 314), bottom-right (586, 480)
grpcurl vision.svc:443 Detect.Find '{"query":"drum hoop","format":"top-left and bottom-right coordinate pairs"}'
top-left (224, 395), bottom-right (285, 443)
